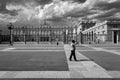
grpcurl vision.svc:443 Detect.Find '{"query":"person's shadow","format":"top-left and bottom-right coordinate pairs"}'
top-left (74, 59), bottom-right (94, 62)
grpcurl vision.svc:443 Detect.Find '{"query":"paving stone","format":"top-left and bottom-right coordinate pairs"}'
top-left (69, 71), bottom-right (84, 78)
top-left (69, 67), bottom-right (87, 72)
top-left (1, 71), bottom-right (20, 78)
top-left (108, 71), bottom-right (120, 78)
top-left (81, 61), bottom-right (107, 71)
top-left (0, 44), bottom-right (119, 78)
top-left (81, 71), bottom-right (112, 78)
top-left (14, 71), bottom-right (70, 78)
top-left (0, 72), bottom-right (7, 78)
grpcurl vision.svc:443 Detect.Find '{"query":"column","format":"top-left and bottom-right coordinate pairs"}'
top-left (59, 30), bottom-right (61, 41)
top-left (76, 27), bottom-right (77, 42)
top-left (80, 32), bottom-right (83, 44)
top-left (85, 33), bottom-right (86, 42)
top-left (13, 29), bottom-right (15, 42)
top-left (36, 28), bottom-right (37, 42)
top-left (93, 33), bottom-right (95, 43)
top-left (40, 30), bottom-right (41, 42)
top-left (0, 30), bottom-right (1, 43)
top-left (112, 30), bottom-right (114, 43)
top-left (43, 27), bottom-right (44, 42)
top-left (90, 32), bottom-right (92, 42)
top-left (24, 33), bottom-right (26, 44)
top-left (90, 32), bottom-right (91, 43)
top-left (29, 28), bottom-right (31, 42)
top-left (49, 26), bottom-right (51, 43)
top-left (118, 31), bottom-right (120, 43)
top-left (37, 28), bottom-right (39, 44)
top-left (56, 29), bottom-right (57, 39)
top-left (23, 28), bottom-right (26, 44)
top-left (31, 27), bottom-right (33, 42)
top-left (19, 28), bottom-right (21, 42)
top-left (41, 30), bottom-right (42, 42)
top-left (65, 30), bottom-right (67, 44)
top-left (92, 31), bottom-right (93, 42)
top-left (87, 33), bottom-right (89, 44)
top-left (117, 31), bottom-right (119, 44)
top-left (72, 28), bottom-right (74, 40)
top-left (64, 30), bottom-right (66, 44)
top-left (11, 29), bottom-right (13, 44)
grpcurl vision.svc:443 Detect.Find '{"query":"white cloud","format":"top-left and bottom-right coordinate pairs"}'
top-left (3, 0), bottom-right (120, 23)
top-left (0, 14), bottom-right (17, 23)
top-left (6, 2), bottom-right (39, 21)
top-left (5, 0), bottom-right (98, 21)
top-left (36, 0), bottom-right (83, 20)
top-left (114, 12), bottom-right (120, 18)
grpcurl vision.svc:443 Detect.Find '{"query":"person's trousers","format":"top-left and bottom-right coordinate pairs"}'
top-left (69, 50), bottom-right (77, 60)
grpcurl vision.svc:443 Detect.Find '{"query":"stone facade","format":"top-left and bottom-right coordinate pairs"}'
top-left (82, 21), bottom-right (120, 44)
top-left (0, 30), bottom-right (1, 43)
top-left (77, 20), bottom-right (96, 44)
top-left (0, 23), bottom-right (77, 44)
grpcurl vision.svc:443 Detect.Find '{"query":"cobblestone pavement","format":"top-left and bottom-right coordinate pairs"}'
top-left (0, 44), bottom-right (120, 79)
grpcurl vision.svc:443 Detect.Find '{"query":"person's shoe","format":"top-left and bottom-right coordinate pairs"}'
top-left (75, 60), bottom-right (77, 61)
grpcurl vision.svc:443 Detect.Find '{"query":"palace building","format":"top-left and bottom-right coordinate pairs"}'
top-left (0, 22), bottom-right (77, 44)
top-left (0, 30), bottom-right (1, 43)
top-left (82, 21), bottom-right (120, 44)
top-left (1, 20), bottom-right (120, 44)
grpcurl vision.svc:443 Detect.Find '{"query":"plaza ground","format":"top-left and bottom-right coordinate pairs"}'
top-left (0, 43), bottom-right (120, 80)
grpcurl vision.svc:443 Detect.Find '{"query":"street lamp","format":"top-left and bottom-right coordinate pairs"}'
top-left (75, 26), bottom-right (77, 43)
top-left (8, 23), bottom-right (14, 46)
top-left (66, 29), bottom-right (68, 44)
top-left (49, 26), bottom-right (52, 44)
top-left (22, 27), bottom-right (26, 44)
top-left (80, 29), bottom-right (83, 44)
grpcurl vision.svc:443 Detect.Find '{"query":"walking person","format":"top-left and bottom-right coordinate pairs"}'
top-left (69, 40), bottom-right (77, 61)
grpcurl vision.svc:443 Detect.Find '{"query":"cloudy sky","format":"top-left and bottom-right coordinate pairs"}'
top-left (0, 0), bottom-right (120, 27)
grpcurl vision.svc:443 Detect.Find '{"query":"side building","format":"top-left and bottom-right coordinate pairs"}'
top-left (77, 20), bottom-right (96, 44)
top-left (82, 21), bottom-right (120, 44)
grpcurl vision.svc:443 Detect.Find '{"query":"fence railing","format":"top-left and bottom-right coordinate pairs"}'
top-left (0, 35), bottom-right (10, 42)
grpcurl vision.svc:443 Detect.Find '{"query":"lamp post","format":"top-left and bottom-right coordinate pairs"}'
top-left (37, 32), bottom-right (39, 44)
top-left (66, 29), bottom-right (68, 44)
top-left (49, 26), bottom-right (52, 44)
top-left (22, 27), bottom-right (26, 44)
top-left (79, 29), bottom-right (83, 44)
top-left (75, 26), bottom-right (77, 43)
top-left (8, 23), bottom-right (14, 46)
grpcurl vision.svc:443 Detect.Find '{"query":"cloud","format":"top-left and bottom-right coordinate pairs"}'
top-left (6, 0), bottom-right (84, 21)
top-left (87, 0), bottom-right (120, 21)
top-left (0, 0), bottom-right (120, 25)
top-left (35, 0), bottom-right (99, 20)
top-left (0, 0), bottom-right (18, 16)
top-left (36, 0), bottom-right (84, 20)
top-left (0, 13), bottom-right (17, 23)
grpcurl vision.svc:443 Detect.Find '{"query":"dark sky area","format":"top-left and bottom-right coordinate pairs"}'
top-left (0, 0), bottom-right (120, 34)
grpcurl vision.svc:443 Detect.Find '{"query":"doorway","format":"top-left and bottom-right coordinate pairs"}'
top-left (114, 31), bottom-right (117, 44)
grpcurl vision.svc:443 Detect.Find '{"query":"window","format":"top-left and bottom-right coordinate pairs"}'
top-left (98, 32), bottom-right (100, 35)
top-left (114, 24), bottom-right (117, 28)
top-left (102, 31), bottom-right (105, 34)
top-left (94, 29), bottom-right (96, 32)
top-left (102, 25), bottom-right (104, 29)
top-left (98, 27), bottom-right (99, 29)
